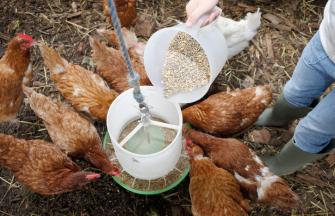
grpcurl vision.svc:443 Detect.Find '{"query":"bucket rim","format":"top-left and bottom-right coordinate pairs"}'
top-left (106, 86), bottom-right (183, 158)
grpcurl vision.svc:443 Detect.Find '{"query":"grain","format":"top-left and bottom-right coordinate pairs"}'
top-left (162, 32), bottom-right (210, 97)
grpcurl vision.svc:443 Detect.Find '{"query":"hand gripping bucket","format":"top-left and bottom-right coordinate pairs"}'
top-left (144, 7), bottom-right (228, 104)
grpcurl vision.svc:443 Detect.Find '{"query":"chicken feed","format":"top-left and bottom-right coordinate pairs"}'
top-left (162, 32), bottom-right (210, 97)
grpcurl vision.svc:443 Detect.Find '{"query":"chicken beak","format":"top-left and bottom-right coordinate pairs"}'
top-left (110, 168), bottom-right (121, 177)
top-left (85, 173), bottom-right (101, 180)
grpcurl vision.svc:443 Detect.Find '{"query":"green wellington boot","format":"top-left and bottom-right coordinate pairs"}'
top-left (255, 94), bottom-right (318, 127)
top-left (263, 139), bottom-right (335, 176)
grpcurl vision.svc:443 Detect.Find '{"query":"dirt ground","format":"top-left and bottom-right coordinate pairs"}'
top-left (1, 0), bottom-right (335, 215)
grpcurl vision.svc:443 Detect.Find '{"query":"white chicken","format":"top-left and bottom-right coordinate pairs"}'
top-left (217, 9), bottom-right (261, 59)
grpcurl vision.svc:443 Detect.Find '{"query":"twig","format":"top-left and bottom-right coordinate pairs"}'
top-left (0, 210), bottom-right (13, 216)
top-left (65, 20), bottom-right (89, 30)
top-left (0, 32), bottom-right (10, 41)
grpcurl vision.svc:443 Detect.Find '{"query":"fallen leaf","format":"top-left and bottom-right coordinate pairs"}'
top-left (263, 13), bottom-right (282, 25)
top-left (266, 23), bottom-right (292, 32)
top-left (274, 24), bottom-right (292, 31)
top-left (249, 128), bottom-right (271, 144)
top-left (296, 174), bottom-right (328, 187)
top-left (135, 14), bottom-right (156, 38)
top-left (265, 33), bottom-right (274, 59)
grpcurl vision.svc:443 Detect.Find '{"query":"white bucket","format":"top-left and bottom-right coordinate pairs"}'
top-left (106, 86), bottom-right (183, 180)
top-left (144, 8), bottom-right (228, 104)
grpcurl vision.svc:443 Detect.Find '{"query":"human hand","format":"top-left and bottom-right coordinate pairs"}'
top-left (185, 0), bottom-right (220, 27)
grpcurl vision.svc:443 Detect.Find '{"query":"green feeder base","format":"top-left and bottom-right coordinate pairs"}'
top-left (103, 132), bottom-right (190, 195)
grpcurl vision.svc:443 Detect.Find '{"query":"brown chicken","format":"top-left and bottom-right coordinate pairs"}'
top-left (182, 85), bottom-right (272, 135)
top-left (0, 34), bottom-right (34, 122)
top-left (90, 36), bottom-right (150, 93)
top-left (23, 86), bottom-right (120, 176)
top-left (39, 43), bottom-right (119, 120)
top-left (103, 0), bottom-right (137, 27)
top-left (184, 128), bottom-right (300, 210)
top-left (97, 28), bottom-right (147, 70)
top-left (187, 139), bottom-right (250, 216)
top-left (97, 28), bottom-right (139, 49)
top-left (96, 28), bottom-right (146, 62)
top-left (0, 133), bottom-right (100, 195)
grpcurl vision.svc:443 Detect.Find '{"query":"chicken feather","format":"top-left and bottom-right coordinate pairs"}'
top-left (217, 9), bottom-right (261, 59)
top-left (90, 37), bottom-right (150, 93)
top-left (23, 86), bottom-right (120, 176)
top-left (0, 34), bottom-right (34, 122)
top-left (39, 43), bottom-right (118, 120)
top-left (187, 140), bottom-right (250, 216)
top-left (184, 128), bottom-right (300, 210)
top-left (103, 0), bottom-right (137, 27)
top-left (0, 133), bottom-right (100, 195)
top-left (182, 85), bottom-right (272, 135)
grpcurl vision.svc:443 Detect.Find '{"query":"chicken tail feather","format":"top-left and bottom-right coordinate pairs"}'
top-left (244, 8), bottom-right (262, 40)
top-left (22, 85), bottom-right (34, 97)
top-left (89, 37), bottom-right (111, 61)
top-left (39, 43), bottom-right (68, 75)
top-left (257, 175), bottom-right (300, 210)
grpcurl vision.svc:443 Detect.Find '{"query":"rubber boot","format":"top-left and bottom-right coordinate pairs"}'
top-left (255, 94), bottom-right (318, 127)
top-left (263, 139), bottom-right (335, 176)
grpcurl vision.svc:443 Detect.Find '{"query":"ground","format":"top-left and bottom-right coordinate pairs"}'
top-left (0, 0), bottom-right (334, 215)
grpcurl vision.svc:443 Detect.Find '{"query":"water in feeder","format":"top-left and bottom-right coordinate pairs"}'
top-left (118, 117), bottom-right (177, 154)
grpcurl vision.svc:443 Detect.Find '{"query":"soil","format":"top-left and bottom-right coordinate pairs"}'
top-left (1, 0), bottom-right (334, 215)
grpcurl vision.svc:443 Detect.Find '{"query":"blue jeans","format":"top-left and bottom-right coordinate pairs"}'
top-left (283, 31), bottom-right (335, 153)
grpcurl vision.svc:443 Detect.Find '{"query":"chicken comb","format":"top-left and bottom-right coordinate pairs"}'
top-left (17, 33), bottom-right (34, 42)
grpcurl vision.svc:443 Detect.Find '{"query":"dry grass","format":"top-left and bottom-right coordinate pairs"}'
top-left (0, 0), bottom-right (334, 215)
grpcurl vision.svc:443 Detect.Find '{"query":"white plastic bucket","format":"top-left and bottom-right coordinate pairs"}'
top-left (144, 8), bottom-right (228, 104)
top-left (106, 86), bottom-right (183, 180)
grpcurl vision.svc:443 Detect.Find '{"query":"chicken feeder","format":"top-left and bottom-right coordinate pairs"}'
top-left (144, 7), bottom-right (228, 104)
top-left (105, 86), bottom-right (189, 195)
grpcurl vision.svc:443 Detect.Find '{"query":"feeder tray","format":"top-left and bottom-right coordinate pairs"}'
top-left (103, 133), bottom-right (190, 195)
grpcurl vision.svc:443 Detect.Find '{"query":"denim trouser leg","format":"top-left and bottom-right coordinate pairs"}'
top-left (294, 89), bottom-right (335, 153)
top-left (283, 31), bottom-right (335, 153)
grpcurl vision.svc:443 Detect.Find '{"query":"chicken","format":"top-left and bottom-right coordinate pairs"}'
top-left (97, 28), bottom-right (146, 63)
top-left (0, 133), bottom-right (101, 195)
top-left (23, 86), bottom-right (120, 176)
top-left (39, 43), bottom-right (119, 120)
top-left (184, 128), bottom-right (300, 210)
top-left (187, 139), bottom-right (250, 216)
top-left (90, 37), bottom-right (150, 93)
top-left (0, 34), bottom-right (34, 122)
top-left (103, 0), bottom-right (137, 27)
top-left (182, 85), bottom-right (272, 135)
top-left (217, 9), bottom-right (261, 59)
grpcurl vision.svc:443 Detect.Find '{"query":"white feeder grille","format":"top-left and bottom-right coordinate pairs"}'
top-left (119, 119), bottom-right (179, 147)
